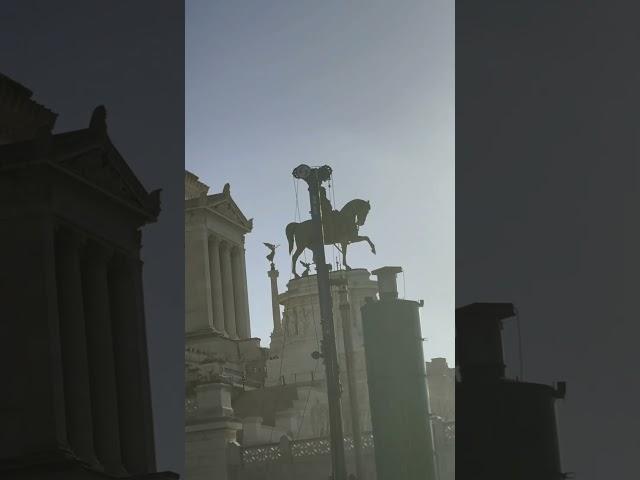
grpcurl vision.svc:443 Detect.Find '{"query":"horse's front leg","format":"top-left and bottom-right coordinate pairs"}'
top-left (341, 242), bottom-right (352, 270)
top-left (355, 235), bottom-right (376, 254)
top-left (292, 246), bottom-right (303, 278)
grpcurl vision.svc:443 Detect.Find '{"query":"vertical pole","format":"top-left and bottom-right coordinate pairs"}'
top-left (295, 165), bottom-right (347, 480)
top-left (337, 282), bottom-right (366, 480)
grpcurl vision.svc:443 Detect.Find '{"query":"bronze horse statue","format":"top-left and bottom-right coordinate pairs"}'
top-left (286, 198), bottom-right (376, 278)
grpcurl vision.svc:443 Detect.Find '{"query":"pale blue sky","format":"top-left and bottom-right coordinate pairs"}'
top-left (186, 0), bottom-right (454, 363)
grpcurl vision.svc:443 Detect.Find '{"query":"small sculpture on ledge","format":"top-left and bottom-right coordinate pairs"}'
top-left (300, 261), bottom-right (312, 277)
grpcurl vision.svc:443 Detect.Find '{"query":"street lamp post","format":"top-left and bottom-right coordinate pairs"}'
top-left (292, 164), bottom-right (347, 480)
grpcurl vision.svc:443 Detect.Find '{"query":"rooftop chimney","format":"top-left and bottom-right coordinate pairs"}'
top-left (371, 266), bottom-right (403, 300)
top-left (456, 302), bottom-right (515, 382)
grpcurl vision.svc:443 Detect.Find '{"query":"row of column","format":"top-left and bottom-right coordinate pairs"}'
top-left (206, 234), bottom-right (251, 339)
top-left (54, 228), bottom-right (154, 476)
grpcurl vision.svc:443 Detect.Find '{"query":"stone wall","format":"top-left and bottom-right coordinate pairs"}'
top-left (265, 269), bottom-right (378, 440)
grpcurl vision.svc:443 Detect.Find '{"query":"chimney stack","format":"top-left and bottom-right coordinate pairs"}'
top-left (456, 302), bottom-right (515, 382)
top-left (371, 266), bottom-right (403, 300)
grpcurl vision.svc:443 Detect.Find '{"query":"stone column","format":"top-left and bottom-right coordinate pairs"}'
top-left (109, 253), bottom-right (155, 475)
top-left (185, 226), bottom-right (213, 333)
top-left (232, 246), bottom-right (250, 339)
top-left (54, 229), bottom-right (99, 467)
top-left (237, 246), bottom-right (252, 338)
top-left (129, 247), bottom-right (158, 472)
top-left (220, 241), bottom-right (238, 339)
top-left (208, 235), bottom-right (226, 335)
top-left (268, 266), bottom-right (281, 334)
top-left (81, 240), bottom-right (126, 476)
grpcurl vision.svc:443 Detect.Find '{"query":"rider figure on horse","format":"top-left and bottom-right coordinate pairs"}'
top-left (319, 186), bottom-right (337, 240)
top-left (286, 189), bottom-right (375, 277)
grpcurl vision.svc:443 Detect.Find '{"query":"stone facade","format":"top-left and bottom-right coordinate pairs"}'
top-left (183, 171), bottom-right (455, 480)
top-left (184, 172), bottom-right (267, 480)
top-left (225, 269), bottom-right (378, 480)
top-left (230, 271), bottom-right (456, 480)
top-left (262, 269), bottom-right (378, 440)
top-left (185, 172), bottom-right (253, 340)
top-left (427, 358), bottom-right (455, 480)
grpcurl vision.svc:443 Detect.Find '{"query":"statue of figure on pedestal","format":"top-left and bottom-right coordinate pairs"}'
top-left (286, 191), bottom-right (376, 278)
top-left (263, 242), bottom-right (279, 269)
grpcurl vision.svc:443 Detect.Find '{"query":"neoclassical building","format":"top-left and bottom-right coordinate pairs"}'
top-left (184, 172), bottom-right (267, 480)
top-left (0, 73), bottom-right (175, 479)
top-left (185, 171), bottom-right (252, 339)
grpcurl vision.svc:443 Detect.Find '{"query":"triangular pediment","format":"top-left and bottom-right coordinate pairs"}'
top-left (0, 105), bottom-right (159, 221)
top-left (208, 194), bottom-right (253, 232)
top-left (53, 130), bottom-right (160, 220)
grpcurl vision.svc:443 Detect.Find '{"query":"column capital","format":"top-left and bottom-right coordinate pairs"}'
top-left (208, 233), bottom-right (220, 245)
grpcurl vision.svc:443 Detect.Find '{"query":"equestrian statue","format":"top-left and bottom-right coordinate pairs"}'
top-left (286, 186), bottom-right (376, 278)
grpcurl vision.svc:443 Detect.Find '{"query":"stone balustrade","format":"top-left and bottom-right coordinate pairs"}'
top-left (230, 432), bottom-right (375, 466)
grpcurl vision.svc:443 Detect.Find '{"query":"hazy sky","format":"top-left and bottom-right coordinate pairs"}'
top-left (186, 0), bottom-right (454, 363)
top-left (457, 2), bottom-right (640, 477)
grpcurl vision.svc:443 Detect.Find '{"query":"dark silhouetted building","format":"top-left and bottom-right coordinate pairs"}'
top-left (0, 73), bottom-right (57, 144)
top-left (456, 303), bottom-right (566, 480)
top-left (0, 73), bottom-right (176, 479)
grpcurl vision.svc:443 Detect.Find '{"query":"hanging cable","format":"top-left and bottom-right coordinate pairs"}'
top-left (293, 177), bottom-right (300, 222)
top-left (329, 172), bottom-right (341, 270)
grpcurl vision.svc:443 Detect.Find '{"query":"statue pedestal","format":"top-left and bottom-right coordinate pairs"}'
top-left (264, 268), bottom-right (378, 438)
top-left (186, 382), bottom-right (241, 480)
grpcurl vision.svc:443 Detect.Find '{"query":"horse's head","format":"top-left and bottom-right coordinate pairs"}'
top-left (356, 200), bottom-right (371, 226)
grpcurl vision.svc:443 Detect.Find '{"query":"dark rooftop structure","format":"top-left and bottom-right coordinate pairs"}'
top-left (456, 303), bottom-right (566, 480)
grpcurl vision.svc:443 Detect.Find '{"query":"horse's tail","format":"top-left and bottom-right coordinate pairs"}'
top-left (286, 222), bottom-right (297, 253)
